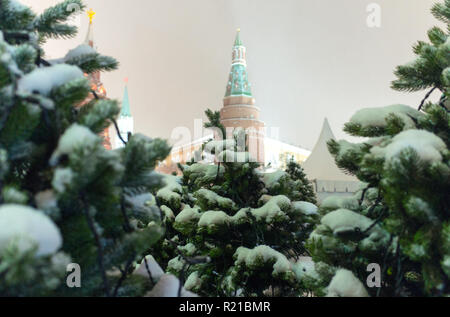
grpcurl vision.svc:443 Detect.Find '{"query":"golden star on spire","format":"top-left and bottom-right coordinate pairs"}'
top-left (87, 8), bottom-right (96, 24)
top-left (237, 28), bottom-right (240, 32)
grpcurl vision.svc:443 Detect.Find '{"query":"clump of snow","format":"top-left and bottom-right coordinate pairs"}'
top-left (194, 188), bottom-right (235, 210)
top-left (292, 201), bottom-right (318, 216)
top-left (371, 129), bottom-right (446, 164)
top-left (18, 64), bottom-right (84, 96)
top-left (349, 104), bottom-right (422, 129)
top-left (167, 256), bottom-right (185, 272)
top-left (233, 195), bottom-right (291, 224)
top-left (177, 243), bottom-right (196, 256)
top-left (292, 256), bottom-right (319, 281)
top-left (158, 173), bottom-right (182, 193)
top-left (261, 170), bottom-right (288, 190)
top-left (0, 204), bottom-right (62, 257)
top-left (184, 163), bottom-right (224, 183)
top-left (320, 195), bottom-right (359, 211)
top-left (175, 206), bottom-right (202, 224)
top-left (52, 168), bottom-right (74, 194)
top-left (50, 124), bottom-right (99, 165)
top-left (156, 188), bottom-right (181, 206)
top-left (326, 269), bottom-right (369, 297)
top-left (198, 210), bottom-right (231, 227)
top-left (251, 195), bottom-right (291, 222)
top-left (64, 44), bottom-right (96, 61)
top-left (234, 245), bottom-right (292, 275)
top-left (258, 194), bottom-right (273, 205)
top-left (442, 255), bottom-right (450, 276)
top-left (184, 271), bottom-right (203, 291)
top-left (145, 274), bottom-right (198, 297)
top-left (134, 255), bottom-right (165, 281)
top-left (126, 192), bottom-right (153, 208)
top-left (160, 205), bottom-right (175, 220)
top-left (156, 174), bottom-right (182, 205)
top-left (2, 186), bottom-right (27, 204)
top-left (125, 193), bottom-right (160, 222)
top-left (321, 208), bottom-right (373, 236)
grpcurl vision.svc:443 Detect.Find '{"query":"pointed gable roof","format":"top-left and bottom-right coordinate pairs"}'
top-left (302, 118), bottom-right (357, 181)
top-left (121, 84), bottom-right (132, 117)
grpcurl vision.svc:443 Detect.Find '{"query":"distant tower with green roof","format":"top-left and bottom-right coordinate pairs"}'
top-left (220, 29), bottom-right (265, 163)
top-left (115, 78), bottom-right (134, 149)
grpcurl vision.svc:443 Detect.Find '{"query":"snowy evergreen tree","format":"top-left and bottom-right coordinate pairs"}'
top-left (306, 0), bottom-right (449, 297)
top-left (151, 109), bottom-right (317, 297)
top-left (0, 0), bottom-right (172, 296)
top-left (283, 159), bottom-right (316, 204)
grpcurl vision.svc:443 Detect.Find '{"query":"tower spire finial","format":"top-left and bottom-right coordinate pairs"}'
top-left (87, 8), bottom-right (96, 24)
top-left (234, 28), bottom-right (243, 46)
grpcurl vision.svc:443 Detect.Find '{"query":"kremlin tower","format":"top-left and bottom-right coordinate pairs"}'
top-left (80, 9), bottom-right (112, 149)
top-left (220, 29), bottom-right (265, 163)
top-left (114, 79), bottom-right (134, 149)
top-left (159, 28), bottom-right (310, 173)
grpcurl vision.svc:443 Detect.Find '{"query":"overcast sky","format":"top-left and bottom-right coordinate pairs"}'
top-left (21, 0), bottom-right (442, 149)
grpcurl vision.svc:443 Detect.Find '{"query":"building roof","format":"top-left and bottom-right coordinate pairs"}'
top-left (302, 118), bottom-right (358, 181)
top-left (225, 29), bottom-right (252, 98)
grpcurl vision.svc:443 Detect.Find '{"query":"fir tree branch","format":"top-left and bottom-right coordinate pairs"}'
top-left (439, 94), bottom-right (449, 112)
top-left (111, 118), bottom-right (128, 146)
top-left (393, 243), bottom-right (404, 297)
top-left (112, 254), bottom-right (135, 297)
top-left (143, 257), bottom-right (155, 286)
top-left (120, 195), bottom-right (132, 232)
top-left (418, 86), bottom-right (437, 111)
top-left (90, 89), bottom-right (128, 146)
top-left (165, 239), bottom-right (210, 296)
top-left (80, 192), bottom-right (110, 297)
top-left (178, 262), bottom-right (190, 297)
top-left (377, 234), bottom-right (394, 297)
top-left (3, 31), bottom-right (30, 42)
top-left (35, 52), bottom-right (51, 67)
top-left (214, 162), bottom-right (221, 184)
top-left (34, 0), bottom-right (84, 39)
top-left (358, 184), bottom-right (371, 206)
top-left (362, 206), bottom-right (386, 234)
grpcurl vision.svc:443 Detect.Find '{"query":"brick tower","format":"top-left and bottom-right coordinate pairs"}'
top-left (220, 29), bottom-right (265, 162)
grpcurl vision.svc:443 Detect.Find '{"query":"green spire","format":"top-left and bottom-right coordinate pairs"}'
top-left (234, 28), bottom-right (243, 46)
top-left (225, 29), bottom-right (252, 98)
top-left (120, 84), bottom-right (131, 117)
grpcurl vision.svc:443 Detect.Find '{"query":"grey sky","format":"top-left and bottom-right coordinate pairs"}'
top-left (22, 0), bottom-right (442, 149)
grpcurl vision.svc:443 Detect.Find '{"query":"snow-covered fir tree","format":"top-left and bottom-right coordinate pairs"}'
top-left (306, 0), bottom-right (449, 297)
top-left (151, 109), bottom-right (318, 297)
top-left (0, 0), bottom-right (177, 296)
